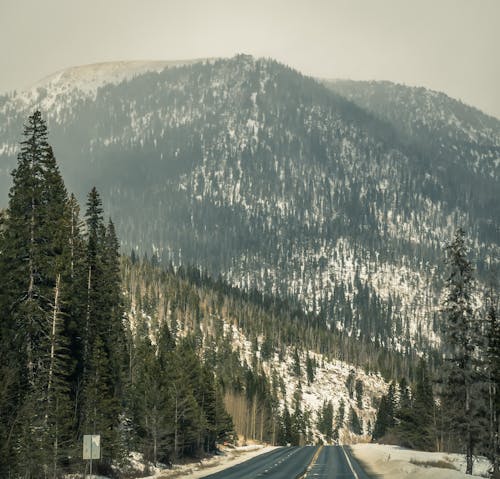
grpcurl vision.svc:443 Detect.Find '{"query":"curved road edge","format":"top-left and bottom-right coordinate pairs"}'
top-left (344, 445), bottom-right (377, 479)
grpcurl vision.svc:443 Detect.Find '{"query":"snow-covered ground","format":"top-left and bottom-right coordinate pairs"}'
top-left (351, 444), bottom-right (491, 478)
top-left (74, 445), bottom-right (276, 479)
top-left (221, 321), bottom-right (388, 442)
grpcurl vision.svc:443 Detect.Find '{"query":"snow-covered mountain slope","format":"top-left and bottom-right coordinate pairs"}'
top-left (225, 321), bottom-right (387, 442)
top-left (127, 276), bottom-right (388, 444)
top-left (13, 59), bottom-right (213, 114)
top-left (324, 79), bottom-right (500, 180)
top-left (33, 60), bottom-right (207, 93)
top-left (0, 55), bottom-right (498, 356)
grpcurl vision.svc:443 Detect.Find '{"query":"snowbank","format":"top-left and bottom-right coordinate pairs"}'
top-left (351, 444), bottom-right (491, 478)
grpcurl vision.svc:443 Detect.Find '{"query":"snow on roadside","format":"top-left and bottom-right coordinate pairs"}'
top-left (350, 443), bottom-right (491, 478)
top-left (143, 444), bottom-right (278, 479)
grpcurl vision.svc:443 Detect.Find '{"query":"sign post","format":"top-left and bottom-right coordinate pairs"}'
top-left (83, 434), bottom-right (101, 477)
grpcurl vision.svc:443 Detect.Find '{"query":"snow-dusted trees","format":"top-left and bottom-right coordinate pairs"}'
top-left (440, 228), bottom-right (486, 475)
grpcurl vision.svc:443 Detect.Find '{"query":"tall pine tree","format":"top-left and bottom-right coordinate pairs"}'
top-left (440, 228), bottom-right (484, 474)
top-left (0, 111), bottom-right (74, 477)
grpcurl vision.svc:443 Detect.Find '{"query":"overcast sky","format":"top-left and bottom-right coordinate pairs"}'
top-left (1, 0), bottom-right (499, 118)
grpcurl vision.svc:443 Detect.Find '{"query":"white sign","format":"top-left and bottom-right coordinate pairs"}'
top-left (83, 434), bottom-right (101, 460)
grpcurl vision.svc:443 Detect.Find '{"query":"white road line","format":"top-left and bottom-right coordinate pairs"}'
top-left (341, 445), bottom-right (359, 479)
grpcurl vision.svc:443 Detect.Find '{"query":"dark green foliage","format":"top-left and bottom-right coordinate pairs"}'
top-left (372, 395), bottom-right (391, 441)
top-left (127, 322), bottom-right (235, 464)
top-left (0, 111), bottom-right (76, 477)
top-left (440, 228), bottom-right (486, 474)
top-left (306, 353), bottom-right (315, 385)
top-left (485, 299), bottom-right (500, 476)
top-left (0, 114), bottom-right (237, 475)
top-left (355, 379), bottom-right (364, 409)
top-left (79, 188), bottom-right (126, 472)
top-left (346, 369), bottom-right (356, 399)
top-left (335, 398), bottom-right (346, 430)
top-left (291, 347), bottom-right (301, 378)
top-left (278, 405), bottom-right (293, 446)
top-left (386, 382), bottom-right (397, 429)
top-left (317, 400), bottom-right (334, 442)
top-left (349, 407), bottom-right (362, 435)
top-left (372, 382), bottom-right (396, 442)
top-left (0, 113), bottom-right (131, 476)
top-left (390, 359), bottom-right (436, 451)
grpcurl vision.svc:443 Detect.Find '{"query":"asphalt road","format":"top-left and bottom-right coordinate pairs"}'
top-left (306, 445), bottom-right (372, 479)
top-left (202, 445), bottom-right (371, 479)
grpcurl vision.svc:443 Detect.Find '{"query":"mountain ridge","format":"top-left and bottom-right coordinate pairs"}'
top-left (12, 57), bottom-right (500, 123)
top-left (0, 55), bottom-right (497, 357)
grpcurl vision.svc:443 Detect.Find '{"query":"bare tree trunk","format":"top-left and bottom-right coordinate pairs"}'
top-left (433, 401), bottom-right (439, 452)
top-left (47, 274), bottom-right (61, 406)
top-left (174, 392), bottom-right (179, 459)
top-left (84, 266), bottom-right (92, 366)
top-left (27, 184), bottom-right (36, 386)
top-left (490, 378), bottom-right (495, 471)
top-left (466, 381), bottom-right (473, 475)
top-left (153, 410), bottom-right (158, 466)
top-left (69, 202), bottom-right (75, 278)
top-left (272, 418), bottom-right (276, 445)
top-left (52, 397), bottom-right (59, 479)
top-left (493, 380), bottom-right (500, 477)
top-left (260, 407), bottom-right (264, 442)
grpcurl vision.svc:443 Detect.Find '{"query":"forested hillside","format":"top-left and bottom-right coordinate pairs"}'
top-left (0, 113), bottom-right (234, 477)
top-left (0, 56), bottom-right (498, 359)
top-left (0, 110), bottom-right (392, 477)
top-left (0, 58), bottom-right (498, 476)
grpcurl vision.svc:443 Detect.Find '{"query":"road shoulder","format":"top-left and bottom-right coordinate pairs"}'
top-left (152, 445), bottom-right (279, 479)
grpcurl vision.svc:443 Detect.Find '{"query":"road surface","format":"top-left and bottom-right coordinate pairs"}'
top-left (307, 445), bottom-right (372, 478)
top-left (202, 445), bottom-right (371, 479)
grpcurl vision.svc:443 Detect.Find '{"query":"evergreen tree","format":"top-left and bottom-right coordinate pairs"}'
top-left (393, 359), bottom-right (435, 450)
top-left (386, 381), bottom-right (397, 429)
top-left (355, 379), bottom-right (364, 409)
top-left (317, 400), bottom-right (334, 442)
top-left (349, 406), bottom-right (362, 435)
top-left (306, 353), bottom-right (315, 385)
top-left (372, 395), bottom-right (390, 441)
top-left (130, 334), bottom-right (169, 466)
top-left (291, 347), bottom-right (301, 378)
top-left (80, 188), bottom-right (124, 471)
top-left (0, 111), bottom-right (75, 477)
top-left (278, 405), bottom-right (293, 446)
top-left (346, 370), bottom-right (356, 399)
top-left (485, 299), bottom-right (500, 476)
top-left (440, 228), bottom-right (484, 474)
top-left (334, 398), bottom-right (346, 440)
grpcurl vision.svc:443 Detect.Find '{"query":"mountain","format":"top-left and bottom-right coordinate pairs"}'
top-left (324, 78), bottom-right (500, 216)
top-left (123, 258), bottom-right (390, 446)
top-left (0, 55), bottom-right (498, 355)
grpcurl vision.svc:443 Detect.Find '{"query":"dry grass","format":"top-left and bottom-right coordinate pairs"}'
top-left (409, 458), bottom-right (458, 470)
top-left (346, 446), bottom-right (384, 478)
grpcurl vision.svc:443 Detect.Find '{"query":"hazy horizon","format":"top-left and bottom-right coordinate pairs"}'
top-left (1, 0), bottom-right (499, 118)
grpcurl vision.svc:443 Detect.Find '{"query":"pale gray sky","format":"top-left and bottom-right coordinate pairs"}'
top-left (1, 0), bottom-right (499, 118)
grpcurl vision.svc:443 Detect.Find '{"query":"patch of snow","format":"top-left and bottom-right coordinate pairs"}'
top-left (351, 444), bottom-right (491, 478)
top-left (30, 59), bottom-right (210, 96)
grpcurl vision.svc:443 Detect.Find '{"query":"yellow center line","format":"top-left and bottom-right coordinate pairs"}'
top-left (297, 445), bottom-right (324, 479)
